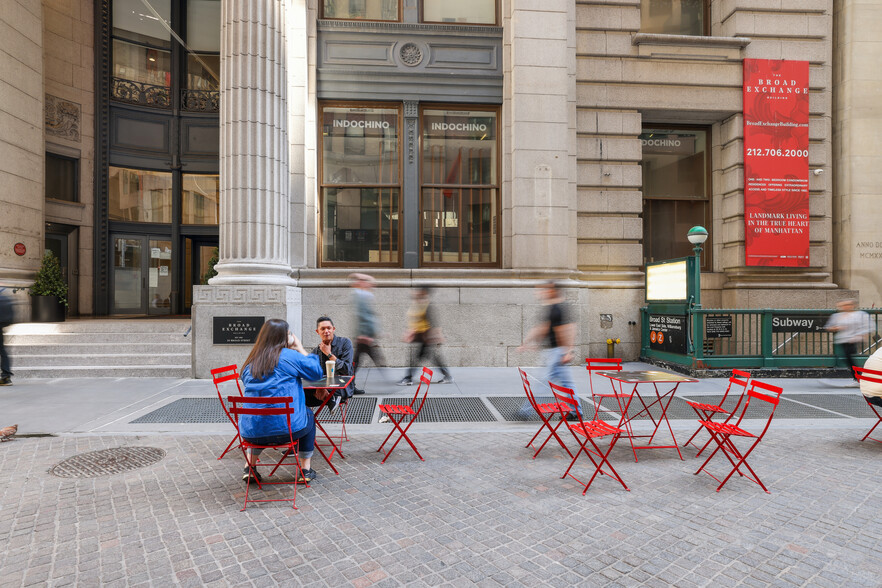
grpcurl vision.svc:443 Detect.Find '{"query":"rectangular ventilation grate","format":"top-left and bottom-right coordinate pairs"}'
top-left (489, 396), bottom-right (614, 422)
top-left (379, 397), bottom-right (495, 422)
top-left (132, 397), bottom-right (378, 425)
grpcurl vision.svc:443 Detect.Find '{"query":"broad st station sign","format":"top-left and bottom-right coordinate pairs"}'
top-left (648, 314), bottom-right (688, 354)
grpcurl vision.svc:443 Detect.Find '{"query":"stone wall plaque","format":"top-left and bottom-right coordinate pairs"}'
top-left (45, 94), bottom-right (81, 142)
top-left (213, 316), bottom-right (265, 345)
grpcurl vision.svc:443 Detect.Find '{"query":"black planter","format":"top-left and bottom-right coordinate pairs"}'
top-left (31, 295), bottom-right (65, 322)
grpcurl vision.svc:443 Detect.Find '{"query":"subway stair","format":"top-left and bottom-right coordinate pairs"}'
top-left (5, 319), bottom-right (192, 378)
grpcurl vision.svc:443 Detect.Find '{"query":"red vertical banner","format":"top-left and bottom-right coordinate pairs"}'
top-left (743, 59), bottom-right (810, 267)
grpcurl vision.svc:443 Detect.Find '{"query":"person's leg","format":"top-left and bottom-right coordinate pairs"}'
top-left (545, 347), bottom-right (581, 415)
top-left (291, 411), bottom-right (317, 473)
top-left (431, 344), bottom-right (452, 379)
top-left (844, 342), bottom-right (859, 379)
top-left (0, 326), bottom-right (11, 380)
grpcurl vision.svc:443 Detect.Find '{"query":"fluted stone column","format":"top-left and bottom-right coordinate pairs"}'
top-left (193, 0), bottom-right (307, 377)
top-left (212, 0), bottom-right (293, 285)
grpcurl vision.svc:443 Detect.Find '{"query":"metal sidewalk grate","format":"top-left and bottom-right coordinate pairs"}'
top-left (780, 393), bottom-right (878, 418)
top-left (596, 396), bottom-right (697, 420)
top-left (132, 398), bottom-right (226, 423)
top-left (318, 397), bottom-right (376, 425)
top-left (678, 394), bottom-right (837, 419)
top-left (489, 396), bottom-right (613, 422)
top-left (379, 397), bottom-right (495, 422)
top-left (132, 397), bottom-right (378, 424)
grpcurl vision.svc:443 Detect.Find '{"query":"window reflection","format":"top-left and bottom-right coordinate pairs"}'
top-left (322, 0), bottom-right (398, 20)
top-left (113, 39), bottom-right (171, 86)
top-left (109, 167), bottom-right (173, 223)
top-left (641, 0), bottom-right (705, 36)
top-left (182, 174), bottom-right (219, 225)
top-left (113, 0), bottom-right (172, 47)
top-left (423, 0), bottom-right (496, 25)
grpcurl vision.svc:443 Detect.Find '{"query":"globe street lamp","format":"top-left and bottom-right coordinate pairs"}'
top-left (686, 225), bottom-right (708, 309)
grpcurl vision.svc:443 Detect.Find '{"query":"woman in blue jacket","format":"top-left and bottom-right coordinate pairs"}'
top-left (240, 319), bottom-right (324, 483)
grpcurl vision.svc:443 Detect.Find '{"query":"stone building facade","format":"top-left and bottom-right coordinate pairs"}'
top-left (0, 1), bottom-right (878, 376)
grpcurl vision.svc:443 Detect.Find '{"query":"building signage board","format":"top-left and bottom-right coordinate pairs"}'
top-left (743, 59), bottom-right (810, 267)
top-left (645, 258), bottom-right (689, 302)
top-left (770, 314), bottom-right (827, 333)
top-left (648, 314), bottom-right (688, 354)
top-left (705, 315), bottom-right (733, 338)
top-left (213, 316), bottom-right (264, 345)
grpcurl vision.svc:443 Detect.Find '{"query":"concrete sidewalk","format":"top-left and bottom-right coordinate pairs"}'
top-left (1, 365), bottom-right (880, 587)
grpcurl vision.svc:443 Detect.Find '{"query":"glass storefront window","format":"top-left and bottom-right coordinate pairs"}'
top-left (641, 128), bottom-right (707, 199)
top-left (641, 127), bottom-right (709, 266)
top-left (187, 53), bottom-right (220, 90)
top-left (113, 38), bottom-right (171, 86)
top-left (423, 0), bottom-right (496, 25)
top-left (421, 108), bottom-right (498, 264)
top-left (322, 0), bottom-right (398, 20)
top-left (109, 167), bottom-right (173, 223)
top-left (321, 105), bottom-right (401, 264)
top-left (113, 0), bottom-right (172, 47)
top-left (182, 174), bottom-right (219, 224)
top-left (641, 0), bottom-right (706, 36)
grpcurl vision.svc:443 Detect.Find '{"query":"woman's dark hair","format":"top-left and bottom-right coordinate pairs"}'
top-left (242, 318), bottom-right (289, 381)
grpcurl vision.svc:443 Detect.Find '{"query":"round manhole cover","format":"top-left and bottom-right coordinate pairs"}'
top-left (50, 447), bottom-right (166, 478)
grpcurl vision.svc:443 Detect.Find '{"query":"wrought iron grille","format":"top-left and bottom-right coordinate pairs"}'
top-left (182, 89), bottom-right (220, 112)
top-left (111, 77), bottom-right (171, 108)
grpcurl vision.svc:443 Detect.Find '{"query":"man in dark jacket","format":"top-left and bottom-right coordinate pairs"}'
top-left (0, 287), bottom-right (14, 386)
top-left (310, 316), bottom-right (354, 410)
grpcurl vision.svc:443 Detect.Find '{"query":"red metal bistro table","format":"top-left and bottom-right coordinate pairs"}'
top-left (596, 370), bottom-right (698, 462)
top-left (303, 375), bottom-right (354, 475)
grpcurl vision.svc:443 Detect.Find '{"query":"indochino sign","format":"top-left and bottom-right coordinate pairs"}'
top-left (743, 59), bottom-right (810, 267)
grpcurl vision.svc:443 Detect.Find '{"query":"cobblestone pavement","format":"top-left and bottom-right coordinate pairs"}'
top-left (1, 427), bottom-right (881, 587)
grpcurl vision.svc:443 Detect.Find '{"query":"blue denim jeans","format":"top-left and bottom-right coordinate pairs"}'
top-left (243, 410), bottom-right (315, 460)
top-left (545, 347), bottom-right (581, 415)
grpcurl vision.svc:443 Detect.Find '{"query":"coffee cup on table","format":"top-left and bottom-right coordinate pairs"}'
top-left (325, 360), bottom-right (336, 380)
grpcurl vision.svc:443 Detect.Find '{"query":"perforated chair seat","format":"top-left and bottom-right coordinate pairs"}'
top-left (699, 421), bottom-right (754, 439)
top-left (685, 400), bottom-right (729, 414)
top-left (568, 420), bottom-right (623, 440)
top-left (379, 404), bottom-right (416, 416)
top-left (536, 402), bottom-right (568, 415)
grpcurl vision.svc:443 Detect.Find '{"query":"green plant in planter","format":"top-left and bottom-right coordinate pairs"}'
top-left (30, 251), bottom-right (68, 307)
top-left (201, 247), bottom-right (219, 285)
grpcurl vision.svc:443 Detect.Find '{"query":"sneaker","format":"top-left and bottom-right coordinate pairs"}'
top-left (242, 466), bottom-right (262, 484)
top-left (297, 468), bottom-right (317, 484)
top-left (565, 413), bottom-right (580, 422)
top-left (353, 387), bottom-right (366, 395)
top-left (0, 377), bottom-right (10, 386)
top-left (396, 377), bottom-right (413, 386)
top-left (327, 395), bottom-right (341, 413)
top-left (437, 375), bottom-right (454, 384)
top-left (379, 414), bottom-right (392, 423)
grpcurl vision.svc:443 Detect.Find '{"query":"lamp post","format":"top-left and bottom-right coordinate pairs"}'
top-left (686, 225), bottom-right (708, 309)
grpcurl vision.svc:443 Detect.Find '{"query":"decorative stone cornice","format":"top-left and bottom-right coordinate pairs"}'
top-left (317, 19), bottom-right (502, 36)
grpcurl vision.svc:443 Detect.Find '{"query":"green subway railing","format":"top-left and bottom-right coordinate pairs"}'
top-left (640, 307), bottom-right (882, 369)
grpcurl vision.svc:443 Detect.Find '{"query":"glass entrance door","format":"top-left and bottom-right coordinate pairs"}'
top-left (183, 237), bottom-right (218, 312)
top-left (111, 235), bottom-right (173, 315)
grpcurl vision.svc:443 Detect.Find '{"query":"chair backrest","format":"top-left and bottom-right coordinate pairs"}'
top-left (718, 368), bottom-right (751, 416)
top-left (854, 366), bottom-right (882, 386)
top-left (227, 396), bottom-right (297, 436)
top-left (730, 379), bottom-right (783, 440)
top-left (549, 382), bottom-right (583, 425)
top-left (586, 358), bottom-right (622, 396)
top-left (211, 365), bottom-right (242, 425)
top-left (518, 368), bottom-right (539, 411)
top-left (408, 367), bottom-right (434, 421)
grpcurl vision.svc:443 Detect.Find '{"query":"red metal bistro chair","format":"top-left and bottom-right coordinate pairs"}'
top-left (550, 382), bottom-right (628, 494)
top-left (377, 367), bottom-right (432, 463)
top-left (853, 366), bottom-right (882, 443)
top-left (682, 368), bottom-right (751, 455)
top-left (211, 364), bottom-right (243, 460)
top-left (585, 358), bottom-right (625, 420)
top-left (694, 379), bottom-right (783, 493)
top-left (518, 368), bottom-right (573, 459)
top-left (226, 396), bottom-right (307, 511)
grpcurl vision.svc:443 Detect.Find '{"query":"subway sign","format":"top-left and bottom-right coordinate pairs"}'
top-left (770, 314), bottom-right (827, 333)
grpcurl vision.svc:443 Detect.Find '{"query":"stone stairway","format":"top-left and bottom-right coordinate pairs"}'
top-left (5, 319), bottom-right (192, 378)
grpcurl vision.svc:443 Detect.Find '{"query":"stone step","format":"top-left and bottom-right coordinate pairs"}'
top-left (6, 332), bottom-right (192, 344)
top-left (7, 342), bottom-right (192, 354)
top-left (10, 365), bottom-right (193, 378)
top-left (12, 353), bottom-right (193, 368)
top-left (6, 319), bottom-right (191, 335)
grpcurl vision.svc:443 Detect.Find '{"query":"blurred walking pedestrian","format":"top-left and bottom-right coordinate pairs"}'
top-left (0, 287), bottom-right (14, 386)
top-left (350, 273), bottom-right (385, 394)
top-left (398, 287), bottom-right (453, 385)
top-left (518, 281), bottom-right (581, 418)
top-left (826, 299), bottom-right (871, 382)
